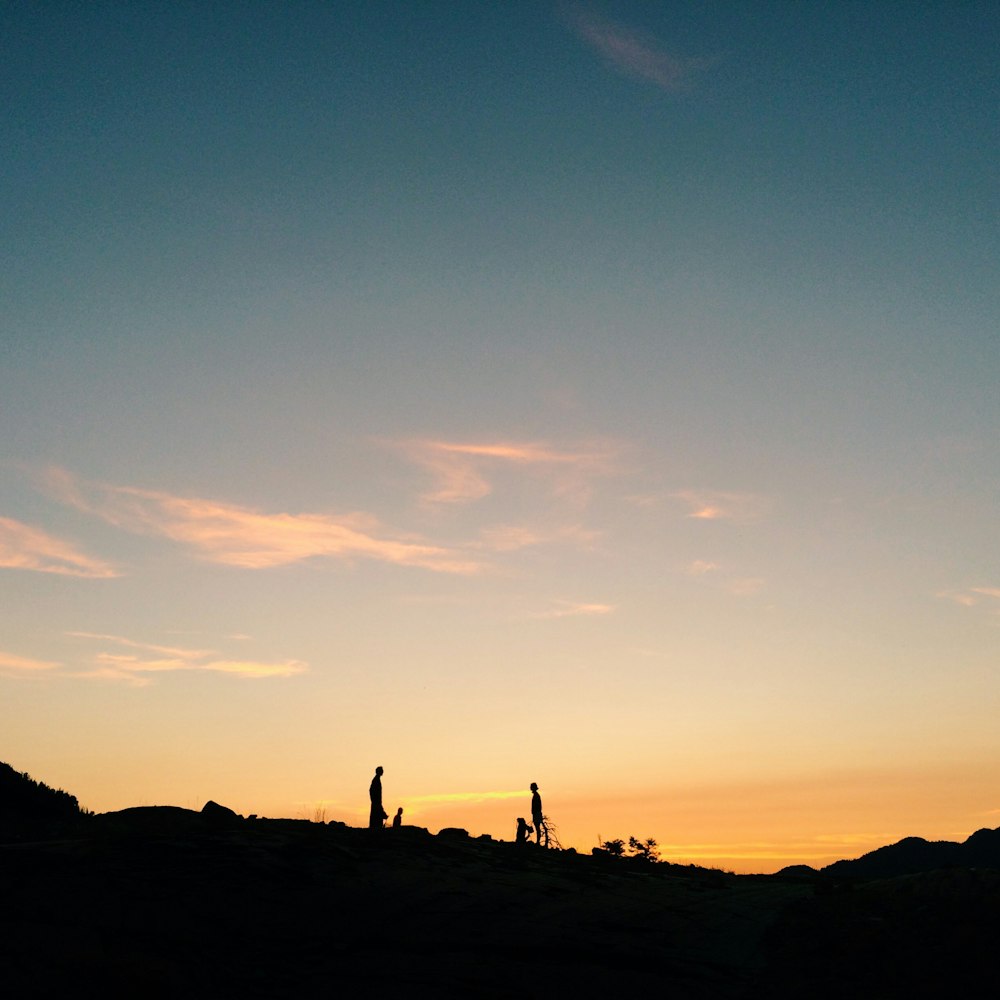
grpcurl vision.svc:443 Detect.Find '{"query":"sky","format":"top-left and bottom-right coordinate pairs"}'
top-left (2, 1), bottom-right (998, 873)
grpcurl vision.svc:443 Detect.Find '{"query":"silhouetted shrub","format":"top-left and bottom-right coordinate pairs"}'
top-left (628, 836), bottom-right (660, 863)
top-left (599, 835), bottom-right (660, 863)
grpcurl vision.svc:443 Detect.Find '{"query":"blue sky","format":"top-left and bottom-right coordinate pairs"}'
top-left (2, 2), bottom-right (998, 870)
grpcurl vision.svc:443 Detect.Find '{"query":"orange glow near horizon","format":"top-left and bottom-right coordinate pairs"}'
top-left (4, 4), bottom-right (998, 901)
top-left (42, 758), bottom-right (1000, 876)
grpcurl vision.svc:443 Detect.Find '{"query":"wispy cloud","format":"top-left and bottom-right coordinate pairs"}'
top-left (478, 524), bottom-right (546, 552)
top-left (971, 587), bottom-right (1000, 600)
top-left (69, 632), bottom-right (213, 660)
top-left (477, 522), bottom-right (600, 553)
top-left (939, 591), bottom-right (978, 607)
top-left (395, 438), bottom-right (619, 506)
top-left (529, 600), bottom-right (616, 620)
top-left (671, 490), bottom-right (768, 522)
top-left (70, 632), bottom-right (306, 686)
top-left (0, 515), bottom-right (118, 578)
top-left (938, 587), bottom-right (1000, 613)
top-left (44, 468), bottom-right (480, 575)
top-left (0, 649), bottom-right (60, 675)
top-left (687, 560), bottom-right (718, 575)
top-left (202, 659), bottom-right (306, 678)
top-left (566, 6), bottom-right (711, 92)
top-left (685, 560), bottom-right (763, 597)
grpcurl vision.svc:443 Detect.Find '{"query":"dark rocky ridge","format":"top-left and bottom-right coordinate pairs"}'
top-left (821, 826), bottom-right (1000, 878)
top-left (2, 767), bottom-right (997, 996)
top-left (2, 806), bottom-right (802, 997)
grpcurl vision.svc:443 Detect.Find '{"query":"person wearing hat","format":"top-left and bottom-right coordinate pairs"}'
top-left (530, 782), bottom-right (544, 846)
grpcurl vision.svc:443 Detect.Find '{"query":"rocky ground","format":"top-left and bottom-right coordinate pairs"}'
top-left (2, 806), bottom-right (996, 997)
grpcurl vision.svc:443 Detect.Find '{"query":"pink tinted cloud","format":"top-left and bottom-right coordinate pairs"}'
top-left (478, 522), bottom-right (600, 553)
top-left (71, 633), bottom-right (307, 685)
top-left (0, 649), bottom-right (60, 674)
top-left (0, 515), bottom-right (117, 578)
top-left (68, 632), bottom-right (214, 660)
top-left (672, 490), bottom-right (768, 522)
top-left (44, 469), bottom-right (480, 575)
top-left (687, 560), bottom-right (718, 575)
top-left (939, 587), bottom-right (1000, 612)
top-left (88, 655), bottom-right (305, 680)
top-left (529, 600), bottom-right (616, 620)
top-left (567, 7), bottom-right (710, 91)
top-left (397, 438), bottom-right (618, 505)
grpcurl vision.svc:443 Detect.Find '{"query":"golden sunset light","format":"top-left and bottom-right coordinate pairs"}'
top-left (2, 2), bottom-right (998, 886)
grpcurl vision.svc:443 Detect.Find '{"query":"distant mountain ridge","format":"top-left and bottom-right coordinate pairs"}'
top-left (776, 826), bottom-right (1000, 879)
top-left (821, 826), bottom-right (1000, 878)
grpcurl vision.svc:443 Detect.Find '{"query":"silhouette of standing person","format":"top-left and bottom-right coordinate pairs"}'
top-left (530, 782), bottom-right (544, 846)
top-left (392, 807), bottom-right (403, 829)
top-left (369, 766), bottom-right (387, 831)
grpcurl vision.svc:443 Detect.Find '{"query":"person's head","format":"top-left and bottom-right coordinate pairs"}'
top-left (530, 782), bottom-right (538, 792)
top-left (396, 807), bottom-right (403, 816)
top-left (375, 766), bottom-right (383, 776)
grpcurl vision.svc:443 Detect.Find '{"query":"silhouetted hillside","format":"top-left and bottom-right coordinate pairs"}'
top-left (1, 806), bottom-right (799, 998)
top-left (0, 762), bottom-right (82, 839)
top-left (2, 768), bottom-right (998, 995)
top-left (750, 867), bottom-right (1000, 999)
top-left (822, 827), bottom-right (1000, 879)
top-left (774, 863), bottom-right (819, 877)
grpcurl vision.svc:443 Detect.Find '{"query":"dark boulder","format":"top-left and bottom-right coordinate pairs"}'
top-left (201, 800), bottom-right (242, 827)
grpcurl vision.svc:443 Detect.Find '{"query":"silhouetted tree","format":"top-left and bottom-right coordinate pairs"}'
top-left (628, 836), bottom-right (660, 863)
top-left (599, 835), bottom-right (659, 863)
top-left (540, 815), bottom-right (562, 850)
top-left (601, 837), bottom-right (626, 857)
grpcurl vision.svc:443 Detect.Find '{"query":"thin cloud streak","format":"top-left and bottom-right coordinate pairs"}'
top-left (204, 659), bottom-right (306, 677)
top-left (938, 587), bottom-right (1000, 611)
top-left (939, 591), bottom-right (978, 607)
top-left (529, 600), bottom-right (616, 620)
top-left (0, 650), bottom-right (60, 674)
top-left (688, 560), bottom-right (718, 575)
top-left (44, 468), bottom-right (480, 575)
top-left (68, 632), bottom-right (213, 660)
top-left (0, 515), bottom-right (118, 578)
top-left (396, 438), bottom-right (619, 506)
top-left (686, 560), bottom-right (764, 597)
top-left (71, 632), bottom-right (307, 685)
top-left (971, 587), bottom-right (1000, 600)
top-left (672, 490), bottom-right (768, 522)
top-left (566, 6), bottom-right (710, 92)
top-left (477, 522), bottom-right (600, 553)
